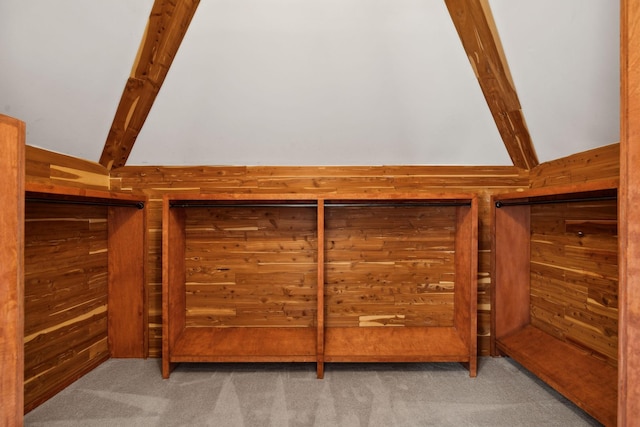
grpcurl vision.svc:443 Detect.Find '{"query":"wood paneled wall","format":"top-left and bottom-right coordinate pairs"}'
top-left (22, 146), bottom-right (146, 413)
top-left (529, 143), bottom-right (619, 189)
top-left (184, 205), bottom-right (318, 328)
top-left (23, 202), bottom-right (110, 412)
top-left (26, 146), bottom-right (110, 190)
top-left (325, 205), bottom-right (457, 328)
top-left (528, 144), bottom-right (620, 370)
top-left (21, 142), bottom-right (620, 369)
top-left (529, 199), bottom-right (618, 367)
top-left (112, 165), bottom-right (529, 356)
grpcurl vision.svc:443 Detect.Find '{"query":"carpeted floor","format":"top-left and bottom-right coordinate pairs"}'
top-left (24, 357), bottom-right (601, 426)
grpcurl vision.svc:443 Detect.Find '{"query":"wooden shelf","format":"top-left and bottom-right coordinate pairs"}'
top-left (163, 193), bottom-right (478, 379)
top-left (492, 181), bottom-right (618, 426)
top-left (497, 326), bottom-right (617, 427)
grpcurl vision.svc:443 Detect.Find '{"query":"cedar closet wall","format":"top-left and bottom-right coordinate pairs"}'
top-left (23, 147), bottom-right (147, 412)
top-left (8, 138), bottom-right (619, 423)
top-left (111, 142), bottom-right (619, 359)
top-left (23, 202), bottom-right (110, 411)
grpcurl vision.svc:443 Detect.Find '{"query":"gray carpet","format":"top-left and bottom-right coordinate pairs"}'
top-left (24, 358), bottom-right (601, 427)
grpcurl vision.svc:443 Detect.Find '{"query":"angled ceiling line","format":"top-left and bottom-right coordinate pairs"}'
top-left (445, 0), bottom-right (539, 170)
top-left (100, 0), bottom-right (200, 170)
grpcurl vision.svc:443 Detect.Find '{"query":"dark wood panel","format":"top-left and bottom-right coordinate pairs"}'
top-left (23, 202), bottom-right (109, 411)
top-left (108, 206), bottom-right (147, 357)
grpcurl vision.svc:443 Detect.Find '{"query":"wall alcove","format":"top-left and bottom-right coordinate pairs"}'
top-left (22, 182), bottom-right (147, 411)
top-left (162, 193), bottom-right (478, 379)
top-left (492, 179), bottom-right (619, 426)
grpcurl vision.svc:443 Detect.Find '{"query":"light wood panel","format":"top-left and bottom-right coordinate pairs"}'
top-left (529, 143), bottom-right (619, 189)
top-left (445, 0), bottom-right (538, 170)
top-left (0, 115), bottom-right (25, 427)
top-left (113, 165), bottom-right (529, 358)
top-left (100, 0), bottom-right (200, 170)
top-left (530, 200), bottom-right (618, 367)
top-left (183, 206), bottom-right (318, 328)
top-left (619, 0), bottom-right (640, 422)
top-left (26, 145), bottom-right (109, 190)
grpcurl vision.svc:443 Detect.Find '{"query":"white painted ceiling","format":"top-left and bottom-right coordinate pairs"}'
top-left (0, 0), bottom-right (620, 167)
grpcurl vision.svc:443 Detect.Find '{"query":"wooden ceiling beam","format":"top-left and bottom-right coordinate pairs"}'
top-left (445, 0), bottom-right (539, 170)
top-left (100, 0), bottom-right (200, 170)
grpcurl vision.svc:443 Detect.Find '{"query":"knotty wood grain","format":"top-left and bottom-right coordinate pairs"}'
top-left (114, 165), bottom-right (528, 357)
top-left (325, 205), bottom-right (456, 328)
top-left (493, 183), bottom-right (619, 426)
top-left (529, 144), bottom-right (619, 189)
top-left (23, 203), bottom-right (109, 412)
top-left (100, 0), bottom-right (200, 170)
top-left (26, 145), bottom-right (109, 190)
top-left (184, 206), bottom-right (318, 328)
top-left (529, 200), bottom-right (618, 367)
top-left (445, 0), bottom-right (538, 169)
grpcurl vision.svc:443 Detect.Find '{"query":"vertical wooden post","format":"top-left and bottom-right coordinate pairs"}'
top-left (619, 0), bottom-right (640, 423)
top-left (454, 201), bottom-right (478, 377)
top-left (492, 204), bottom-right (531, 347)
top-left (0, 115), bottom-right (25, 426)
top-left (108, 206), bottom-right (147, 357)
top-left (162, 196), bottom-right (186, 378)
top-left (316, 199), bottom-right (325, 379)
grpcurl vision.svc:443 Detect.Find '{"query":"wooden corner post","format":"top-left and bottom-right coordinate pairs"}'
top-left (619, 0), bottom-right (640, 423)
top-left (0, 115), bottom-right (25, 426)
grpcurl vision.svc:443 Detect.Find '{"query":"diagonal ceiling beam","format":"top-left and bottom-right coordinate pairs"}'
top-left (445, 0), bottom-right (539, 170)
top-left (100, 0), bottom-right (200, 170)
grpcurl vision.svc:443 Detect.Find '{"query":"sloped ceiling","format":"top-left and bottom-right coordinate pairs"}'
top-left (0, 0), bottom-right (619, 167)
